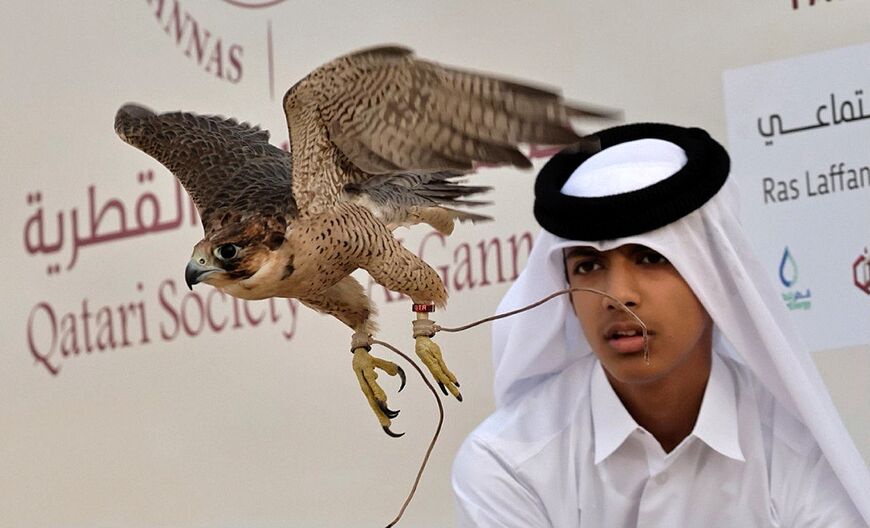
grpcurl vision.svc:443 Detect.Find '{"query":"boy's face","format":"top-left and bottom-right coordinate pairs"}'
top-left (564, 244), bottom-right (713, 385)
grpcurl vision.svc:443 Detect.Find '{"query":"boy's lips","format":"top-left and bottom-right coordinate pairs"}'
top-left (606, 335), bottom-right (648, 354)
top-left (603, 321), bottom-right (654, 354)
top-left (603, 321), bottom-right (652, 339)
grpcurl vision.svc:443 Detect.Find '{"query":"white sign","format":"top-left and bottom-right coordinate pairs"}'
top-left (723, 43), bottom-right (870, 351)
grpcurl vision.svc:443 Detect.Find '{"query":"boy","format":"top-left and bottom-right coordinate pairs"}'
top-left (452, 124), bottom-right (869, 526)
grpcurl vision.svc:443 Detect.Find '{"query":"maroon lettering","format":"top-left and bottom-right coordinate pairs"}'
top-left (508, 232), bottom-right (534, 280)
top-left (453, 242), bottom-right (475, 292)
top-left (204, 39), bottom-right (224, 79)
top-left (231, 296), bottom-right (244, 329)
top-left (268, 298), bottom-right (280, 324)
top-left (206, 289), bottom-right (229, 331)
top-left (477, 238), bottom-right (505, 287)
top-left (28, 302), bottom-right (60, 376)
top-left (59, 312), bottom-right (79, 357)
top-left (162, 0), bottom-right (186, 44)
top-left (148, 0), bottom-right (167, 20)
top-left (183, 14), bottom-right (210, 62)
top-left (158, 279), bottom-right (180, 340)
top-left (180, 290), bottom-right (206, 336)
top-left (281, 299), bottom-right (298, 340)
top-left (149, 0), bottom-right (245, 84)
top-left (226, 44), bottom-right (244, 83)
top-left (133, 296), bottom-right (151, 345)
top-left (81, 299), bottom-right (94, 353)
top-left (95, 306), bottom-right (116, 351)
top-left (117, 303), bottom-right (133, 347)
top-left (25, 277), bottom-right (304, 377)
top-left (243, 299), bottom-right (265, 327)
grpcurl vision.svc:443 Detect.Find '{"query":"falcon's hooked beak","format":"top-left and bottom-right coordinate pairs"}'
top-left (185, 258), bottom-right (223, 290)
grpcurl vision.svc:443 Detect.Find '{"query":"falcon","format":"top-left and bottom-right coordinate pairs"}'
top-left (114, 45), bottom-right (612, 436)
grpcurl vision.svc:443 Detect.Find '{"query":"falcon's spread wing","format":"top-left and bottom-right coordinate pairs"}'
top-left (283, 45), bottom-right (607, 216)
top-left (114, 104), bottom-right (297, 238)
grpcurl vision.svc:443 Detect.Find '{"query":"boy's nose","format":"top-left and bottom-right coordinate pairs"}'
top-left (601, 262), bottom-right (640, 311)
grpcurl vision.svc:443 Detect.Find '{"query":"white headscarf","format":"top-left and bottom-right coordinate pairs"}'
top-left (492, 137), bottom-right (870, 522)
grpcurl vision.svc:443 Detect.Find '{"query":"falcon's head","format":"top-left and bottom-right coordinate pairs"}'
top-left (184, 217), bottom-right (288, 295)
top-left (112, 104), bottom-right (297, 297)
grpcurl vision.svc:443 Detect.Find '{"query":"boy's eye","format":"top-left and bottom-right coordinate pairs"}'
top-left (639, 251), bottom-right (669, 265)
top-left (572, 260), bottom-right (602, 275)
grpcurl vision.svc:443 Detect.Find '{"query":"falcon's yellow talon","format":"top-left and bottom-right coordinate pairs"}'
top-left (397, 366), bottom-right (407, 392)
top-left (377, 400), bottom-right (400, 419)
top-left (352, 346), bottom-right (404, 433)
top-left (382, 425), bottom-right (405, 438)
top-left (415, 335), bottom-right (462, 401)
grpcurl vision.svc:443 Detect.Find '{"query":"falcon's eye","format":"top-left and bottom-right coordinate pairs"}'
top-left (215, 244), bottom-right (240, 261)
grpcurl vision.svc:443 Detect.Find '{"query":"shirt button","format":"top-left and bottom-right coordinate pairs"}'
top-left (655, 473), bottom-right (668, 485)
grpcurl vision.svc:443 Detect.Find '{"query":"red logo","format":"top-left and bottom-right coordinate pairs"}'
top-left (853, 247), bottom-right (870, 295)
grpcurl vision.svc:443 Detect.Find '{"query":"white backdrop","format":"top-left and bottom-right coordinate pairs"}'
top-left (724, 43), bottom-right (870, 351)
top-left (2, 2), bottom-right (868, 527)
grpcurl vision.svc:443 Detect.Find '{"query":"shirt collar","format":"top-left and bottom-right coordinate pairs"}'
top-left (590, 361), bottom-right (638, 465)
top-left (692, 353), bottom-right (745, 462)
top-left (590, 354), bottom-right (745, 465)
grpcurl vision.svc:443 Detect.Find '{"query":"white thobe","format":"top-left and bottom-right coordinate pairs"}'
top-left (452, 354), bottom-right (865, 527)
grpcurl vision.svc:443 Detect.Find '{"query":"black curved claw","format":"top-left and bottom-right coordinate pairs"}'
top-left (377, 400), bottom-right (400, 419)
top-left (454, 380), bottom-right (460, 388)
top-left (382, 425), bottom-right (405, 438)
top-left (438, 382), bottom-right (449, 396)
top-left (456, 392), bottom-right (464, 403)
top-left (397, 366), bottom-right (407, 393)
